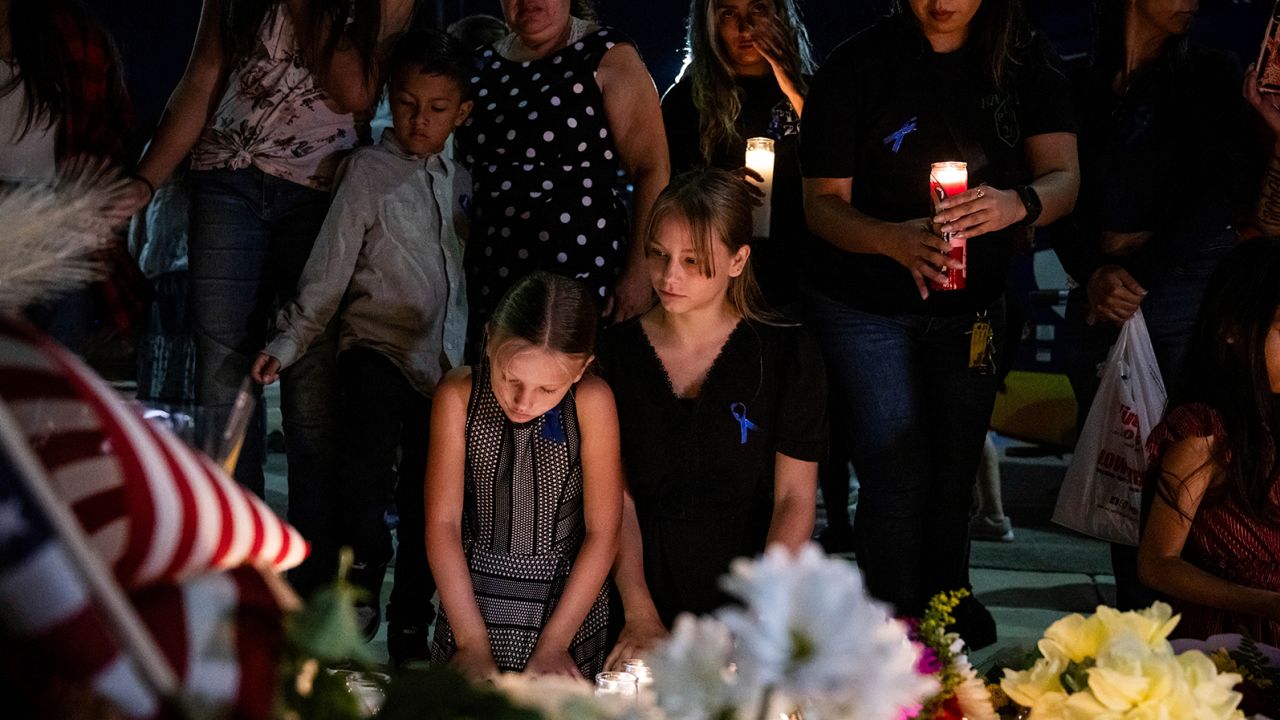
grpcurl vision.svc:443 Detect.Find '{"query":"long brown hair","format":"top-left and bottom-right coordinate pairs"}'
top-left (1153, 237), bottom-right (1280, 525)
top-left (221, 0), bottom-right (382, 83)
top-left (1, 0), bottom-right (126, 145)
top-left (683, 0), bottom-right (815, 164)
top-left (645, 168), bottom-right (783, 324)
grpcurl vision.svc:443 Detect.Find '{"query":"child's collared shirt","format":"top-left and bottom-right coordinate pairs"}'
top-left (267, 131), bottom-right (471, 398)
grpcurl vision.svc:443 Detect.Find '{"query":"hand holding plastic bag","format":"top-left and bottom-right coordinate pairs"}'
top-left (1053, 309), bottom-right (1167, 546)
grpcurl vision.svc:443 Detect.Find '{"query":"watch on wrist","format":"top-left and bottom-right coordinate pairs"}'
top-left (1014, 184), bottom-right (1042, 227)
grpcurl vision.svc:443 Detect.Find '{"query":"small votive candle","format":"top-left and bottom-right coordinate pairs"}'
top-left (621, 659), bottom-right (653, 687)
top-left (744, 136), bottom-right (775, 238)
top-left (594, 671), bottom-right (638, 696)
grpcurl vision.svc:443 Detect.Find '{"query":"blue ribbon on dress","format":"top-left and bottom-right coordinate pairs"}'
top-left (540, 406), bottom-right (566, 444)
top-left (729, 402), bottom-right (758, 445)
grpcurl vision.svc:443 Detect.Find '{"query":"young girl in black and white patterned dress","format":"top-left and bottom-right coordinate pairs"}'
top-left (426, 271), bottom-right (622, 680)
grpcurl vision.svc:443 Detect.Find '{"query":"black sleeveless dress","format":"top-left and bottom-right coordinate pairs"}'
top-left (456, 28), bottom-right (632, 332)
top-left (430, 360), bottom-right (610, 677)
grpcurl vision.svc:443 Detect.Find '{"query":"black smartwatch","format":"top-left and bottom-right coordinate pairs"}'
top-left (1013, 184), bottom-right (1042, 227)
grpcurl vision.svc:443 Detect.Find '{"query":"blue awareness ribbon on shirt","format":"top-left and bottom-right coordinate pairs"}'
top-left (883, 117), bottom-right (918, 153)
top-left (540, 406), bottom-right (566, 444)
top-left (730, 402), bottom-right (759, 445)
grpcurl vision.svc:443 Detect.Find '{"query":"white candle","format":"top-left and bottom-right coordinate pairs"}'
top-left (621, 659), bottom-right (653, 687)
top-left (594, 671), bottom-right (638, 697)
top-left (745, 136), bottom-right (775, 238)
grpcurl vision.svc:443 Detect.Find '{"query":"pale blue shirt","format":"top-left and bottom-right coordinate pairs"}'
top-left (267, 132), bottom-right (471, 397)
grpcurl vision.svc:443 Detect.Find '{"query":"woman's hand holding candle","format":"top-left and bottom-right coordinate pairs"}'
top-left (882, 217), bottom-right (962, 300)
top-left (744, 138), bottom-right (776, 237)
top-left (933, 184), bottom-right (1027, 239)
top-left (733, 166), bottom-right (767, 207)
top-left (605, 614), bottom-right (669, 671)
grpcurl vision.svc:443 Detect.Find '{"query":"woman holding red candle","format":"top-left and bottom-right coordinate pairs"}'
top-left (800, 0), bottom-right (1079, 647)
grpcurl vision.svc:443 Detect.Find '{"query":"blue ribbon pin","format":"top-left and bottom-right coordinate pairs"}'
top-left (730, 402), bottom-right (759, 445)
top-left (540, 406), bottom-right (566, 444)
top-left (883, 117), bottom-right (918, 153)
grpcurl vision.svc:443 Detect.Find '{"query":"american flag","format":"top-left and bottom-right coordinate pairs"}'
top-left (0, 317), bottom-right (307, 718)
top-left (0, 318), bottom-right (306, 586)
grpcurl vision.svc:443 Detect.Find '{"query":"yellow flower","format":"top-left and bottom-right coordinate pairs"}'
top-left (1000, 654), bottom-right (1067, 707)
top-left (1093, 602), bottom-right (1179, 648)
top-left (1001, 605), bottom-right (1247, 720)
top-left (1040, 612), bottom-right (1107, 663)
top-left (1178, 651), bottom-right (1244, 717)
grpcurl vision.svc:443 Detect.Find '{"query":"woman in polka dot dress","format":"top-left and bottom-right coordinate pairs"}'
top-left (455, 0), bottom-right (670, 339)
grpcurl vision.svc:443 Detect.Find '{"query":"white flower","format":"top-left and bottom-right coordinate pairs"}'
top-left (716, 543), bottom-right (936, 719)
top-left (952, 654), bottom-right (998, 720)
top-left (648, 614), bottom-right (741, 720)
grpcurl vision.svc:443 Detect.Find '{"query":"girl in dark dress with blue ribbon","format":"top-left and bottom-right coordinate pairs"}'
top-left (598, 169), bottom-right (827, 668)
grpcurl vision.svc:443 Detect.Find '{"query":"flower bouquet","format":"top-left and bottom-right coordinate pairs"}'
top-left (648, 543), bottom-right (938, 720)
top-left (999, 602), bottom-right (1246, 719)
top-left (904, 590), bottom-right (997, 720)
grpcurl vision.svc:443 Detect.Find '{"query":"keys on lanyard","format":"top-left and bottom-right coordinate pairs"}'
top-left (968, 311), bottom-right (996, 375)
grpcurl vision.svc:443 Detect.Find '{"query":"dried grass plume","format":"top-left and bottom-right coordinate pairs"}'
top-left (0, 161), bottom-right (131, 313)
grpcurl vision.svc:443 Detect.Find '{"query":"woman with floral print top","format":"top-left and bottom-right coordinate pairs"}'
top-left (124, 0), bottom-right (413, 597)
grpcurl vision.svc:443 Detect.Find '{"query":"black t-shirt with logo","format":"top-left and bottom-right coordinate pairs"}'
top-left (800, 17), bottom-right (1076, 316)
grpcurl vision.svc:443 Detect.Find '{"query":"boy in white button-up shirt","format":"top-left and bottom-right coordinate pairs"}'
top-left (252, 28), bottom-right (473, 665)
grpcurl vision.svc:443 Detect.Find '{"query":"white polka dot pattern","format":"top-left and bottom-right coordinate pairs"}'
top-left (454, 28), bottom-right (631, 329)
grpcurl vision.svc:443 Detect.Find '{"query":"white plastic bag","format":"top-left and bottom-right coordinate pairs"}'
top-left (1053, 309), bottom-right (1167, 546)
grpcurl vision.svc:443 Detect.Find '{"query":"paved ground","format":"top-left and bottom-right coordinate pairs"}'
top-left (260, 385), bottom-right (1109, 669)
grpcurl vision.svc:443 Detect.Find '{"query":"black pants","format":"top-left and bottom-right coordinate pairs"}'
top-left (338, 346), bottom-right (435, 630)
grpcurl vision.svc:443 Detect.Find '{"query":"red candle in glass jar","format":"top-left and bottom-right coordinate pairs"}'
top-left (929, 161), bottom-right (967, 292)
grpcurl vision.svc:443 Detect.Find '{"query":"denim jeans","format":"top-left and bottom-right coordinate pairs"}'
top-left (188, 167), bottom-right (340, 595)
top-left (336, 346), bottom-right (435, 633)
top-left (807, 291), bottom-right (1003, 616)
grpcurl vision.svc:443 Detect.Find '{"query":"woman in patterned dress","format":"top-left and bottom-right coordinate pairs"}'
top-left (426, 271), bottom-right (622, 679)
top-left (122, 0), bottom-right (412, 596)
top-left (1138, 236), bottom-right (1280, 644)
top-left (455, 0), bottom-right (669, 336)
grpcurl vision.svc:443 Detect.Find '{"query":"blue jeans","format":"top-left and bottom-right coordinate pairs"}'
top-left (807, 291), bottom-right (1003, 616)
top-left (188, 167), bottom-right (340, 594)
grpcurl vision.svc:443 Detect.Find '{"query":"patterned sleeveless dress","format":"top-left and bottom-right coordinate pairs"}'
top-left (455, 27), bottom-right (631, 331)
top-left (430, 360), bottom-right (609, 677)
top-left (1146, 403), bottom-right (1280, 644)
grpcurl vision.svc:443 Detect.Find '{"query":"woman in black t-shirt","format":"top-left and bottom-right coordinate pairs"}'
top-left (799, 0), bottom-right (1079, 648)
top-left (660, 0), bottom-right (814, 309)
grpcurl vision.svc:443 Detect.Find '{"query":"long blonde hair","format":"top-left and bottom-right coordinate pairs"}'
top-left (645, 169), bottom-right (783, 324)
top-left (683, 0), bottom-right (815, 163)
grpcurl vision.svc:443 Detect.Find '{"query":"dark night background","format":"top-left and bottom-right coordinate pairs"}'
top-left (86, 0), bottom-right (1270, 144)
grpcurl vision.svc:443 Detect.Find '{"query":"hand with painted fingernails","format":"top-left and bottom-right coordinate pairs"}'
top-left (933, 184), bottom-right (1026, 240)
